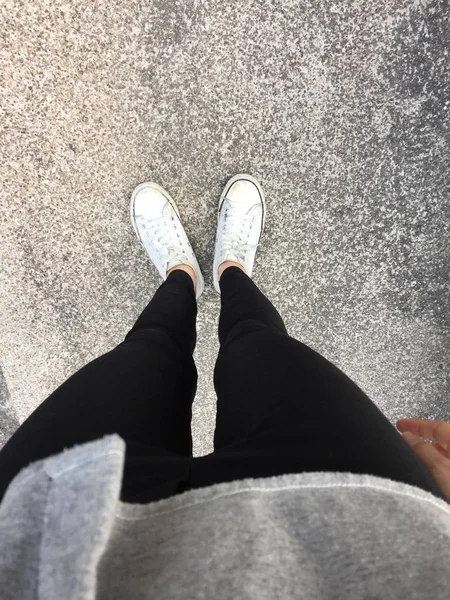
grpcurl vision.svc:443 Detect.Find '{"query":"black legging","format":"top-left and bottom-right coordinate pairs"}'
top-left (0, 267), bottom-right (443, 502)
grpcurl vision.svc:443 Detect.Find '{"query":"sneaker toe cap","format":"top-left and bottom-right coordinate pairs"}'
top-left (133, 185), bottom-right (168, 219)
top-left (226, 179), bottom-right (263, 207)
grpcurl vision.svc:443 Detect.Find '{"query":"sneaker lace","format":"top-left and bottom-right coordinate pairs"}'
top-left (141, 215), bottom-right (191, 265)
top-left (221, 206), bottom-right (257, 263)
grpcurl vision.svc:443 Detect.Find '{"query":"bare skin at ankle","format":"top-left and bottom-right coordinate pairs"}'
top-left (167, 264), bottom-right (197, 291)
top-left (167, 260), bottom-right (245, 293)
top-left (218, 261), bottom-right (246, 280)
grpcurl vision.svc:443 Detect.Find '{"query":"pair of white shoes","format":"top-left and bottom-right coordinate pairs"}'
top-left (130, 174), bottom-right (266, 298)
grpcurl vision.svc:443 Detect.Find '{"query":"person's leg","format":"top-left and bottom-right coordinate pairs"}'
top-left (0, 270), bottom-right (197, 501)
top-left (208, 266), bottom-right (443, 497)
top-left (196, 173), bottom-right (442, 497)
top-left (0, 181), bottom-right (205, 502)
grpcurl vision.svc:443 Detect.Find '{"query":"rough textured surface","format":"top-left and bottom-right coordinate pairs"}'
top-left (1, 0), bottom-right (449, 455)
top-left (0, 367), bottom-right (19, 448)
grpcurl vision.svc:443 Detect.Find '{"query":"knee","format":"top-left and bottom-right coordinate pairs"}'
top-left (220, 318), bottom-right (287, 347)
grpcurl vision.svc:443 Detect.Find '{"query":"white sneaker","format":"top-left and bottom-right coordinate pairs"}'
top-left (213, 174), bottom-right (266, 292)
top-left (130, 182), bottom-right (204, 299)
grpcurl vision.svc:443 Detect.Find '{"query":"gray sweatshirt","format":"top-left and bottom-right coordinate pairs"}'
top-left (0, 435), bottom-right (449, 599)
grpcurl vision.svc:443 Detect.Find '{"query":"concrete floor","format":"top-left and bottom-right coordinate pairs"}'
top-left (1, 0), bottom-right (449, 455)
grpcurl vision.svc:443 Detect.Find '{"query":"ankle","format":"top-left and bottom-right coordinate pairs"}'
top-left (218, 261), bottom-right (246, 281)
top-left (167, 264), bottom-right (196, 291)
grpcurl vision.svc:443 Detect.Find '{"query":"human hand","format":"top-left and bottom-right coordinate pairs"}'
top-left (397, 418), bottom-right (450, 502)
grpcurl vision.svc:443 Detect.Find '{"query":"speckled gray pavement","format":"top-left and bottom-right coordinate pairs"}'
top-left (1, 0), bottom-right (449, 455)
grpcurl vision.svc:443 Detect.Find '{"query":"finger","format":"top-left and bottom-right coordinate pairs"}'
top-left (402, 432), bottom-right (450, 500)
top-left (402, 432), bottom-right (450, 477)
top-left (402, 431), bottom-right (448, 458)
top-left (397, 419), bottom-right (450, 451)
top-left (434, 444), bottom-right (450, 459)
